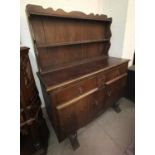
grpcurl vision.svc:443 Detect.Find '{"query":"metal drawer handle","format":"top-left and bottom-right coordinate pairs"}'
top-left (107, 90), bottom-right (112, 96)
top-left (98, 83), bottom-right (105, 90)
top-left (78, 87), bottom-right (83, 94)
top-left (92, 100), bottom-right (98, 106)
top-left (94, 100), bottom-right (98, 106)
top-left (116, 69), bottom-right (120, 76)
top-left (102, 75), bottom-right (105, 80)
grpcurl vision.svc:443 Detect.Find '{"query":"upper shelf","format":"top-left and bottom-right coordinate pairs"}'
top-left (37, 39), bottom-right (110, 48)
top-left (26, 5), bottom-right (112, 22)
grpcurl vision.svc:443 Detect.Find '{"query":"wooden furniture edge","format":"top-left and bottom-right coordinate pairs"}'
top-left (20, 46), bottom-right (30, 51)
top-left (56, 88), bottom-right (98, 110)
top-left (37, 39), bottom-right (110, 48)
top-left (26, 4), bottom-right (112, 22)
top-left (105, 73), bottom-right (127, 85)
top-left (41, 56), bottom-right (108, 74)
top-left (45, 59), bottom-right (130, 92)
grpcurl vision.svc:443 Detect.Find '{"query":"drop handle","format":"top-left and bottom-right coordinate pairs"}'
top-left (92, 100), bottom-right (99, 106)
top-left (116, 69), bottom-right (120, 76)
top-left (78, 87), bottom-right (83, 94)
top-left (100, 83), bottom-right (105, 89)
top-left (107, 90), bottom-right (112, 96)
top-left (94, 100), bottom-right (98, 106)
top-left (101, 75), bottom-right (105, 80)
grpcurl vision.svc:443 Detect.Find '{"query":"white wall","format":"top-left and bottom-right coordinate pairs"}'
top-left (98, 0), bottom-right (129, 58)
top-left (20, 0), bottom-right (134, 107)
top-left (122, 0), bottom-right (135, 66)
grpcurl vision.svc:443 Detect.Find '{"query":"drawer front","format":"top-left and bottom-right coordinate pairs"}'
top-left (55, 76), bottom-right (97, 104)
top-left (119, 63), bottom-right (128, 74)
top-left (105, 73), bottom-right (127, 107)
top-left (106, 73), bottom-right (127, 92)
top-left (105, 63), bottom-right (128, 82)
top-left (57, 88), bottom-right (105, 139)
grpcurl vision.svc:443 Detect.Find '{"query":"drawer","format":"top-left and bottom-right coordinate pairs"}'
top-left (119, 63), bottom-right (128, 74)
top-left (106, 73), bottom-right (127, 93)
top-left (105, 73), bottom-right (127, 107)
top-left (105, 63), bottom-right (128, 82)
top-left (55, 76), bottom-right (97, 104)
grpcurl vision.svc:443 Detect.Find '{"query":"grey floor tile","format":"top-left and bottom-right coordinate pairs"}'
top-left (96, 98), bottom-right (135, 151)
top-left (78, 123), bottom-right (123, 155)
top-left (47, 139), bottom-right (70, 155)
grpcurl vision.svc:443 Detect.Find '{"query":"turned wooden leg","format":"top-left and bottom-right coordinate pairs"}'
top-left (113, 103), bottom-right (121, 113)
top-left (69, 132), bottom-right (80, 150)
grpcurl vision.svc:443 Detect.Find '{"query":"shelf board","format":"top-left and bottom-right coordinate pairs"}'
top-left (37, 39), bottom-right (110, 48)
top-left (29, 11), bottom-right (112, 22)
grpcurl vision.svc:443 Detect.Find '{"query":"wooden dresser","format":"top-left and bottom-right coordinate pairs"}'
top-left (20, 47), bottom-right (49, 155)
top-left (26, 5), bottom-right (129, 149)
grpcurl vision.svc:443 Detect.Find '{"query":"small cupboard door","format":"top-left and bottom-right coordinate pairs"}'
top-left (105, 73), bottom-right (127, 107)
top-left (87, 88), bottom-right (106, 120)
top-left (75, 97), bottom-right (90, 127)
top-left (57, 98), bottom-right (90, 139)
top-left (57, 104), bottom-right (78, 139)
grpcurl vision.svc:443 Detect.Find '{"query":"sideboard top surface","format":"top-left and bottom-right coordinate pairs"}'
top-left (38, 57), bottom-right (129, 91)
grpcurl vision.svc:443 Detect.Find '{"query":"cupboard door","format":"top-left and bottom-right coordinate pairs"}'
top-left (57, 105), bottom-right (78, 139)
top-left (105, 73), bottom-right (127, 107)
top-left (57, 96), bottom-right (91, 138)
top-left (88, 88), bottom-right (106, 120)
top-left (57, 88), bottom-right (106, 138)
top-left (75, 97), bottom-right (90, 127)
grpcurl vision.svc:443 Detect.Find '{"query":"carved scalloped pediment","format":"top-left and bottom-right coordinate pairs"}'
top-left (26, 4), bottom-right (110, 21)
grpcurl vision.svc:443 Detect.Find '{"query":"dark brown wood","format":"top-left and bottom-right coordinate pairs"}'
top-left (26, 4), bottom-right (112, 22)
top-left (124, 65), bottom-right (135, 102)
top-left (26, 4), bottom-right (129, 150)
top-left (20, 47), bottom-right (49, 155)
top-left (69, 132), bottom-right (80, 150)
top-left (37, 39), bottom-right (110, 48)
top-left (26, 5), bottom-right (112, 73)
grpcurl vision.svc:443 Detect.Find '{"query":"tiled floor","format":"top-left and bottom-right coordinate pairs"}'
top-left (43, 97), bottom-right (135, 155)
